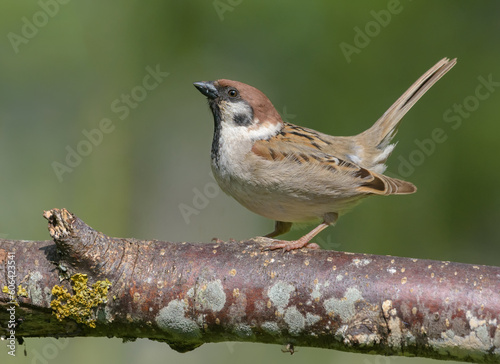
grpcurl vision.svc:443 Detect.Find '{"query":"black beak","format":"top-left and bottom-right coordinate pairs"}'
top-left (193, 81), bottom-right (219, 99)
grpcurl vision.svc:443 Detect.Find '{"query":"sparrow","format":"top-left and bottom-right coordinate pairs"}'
top-left (194, 57), bottom-right (456, 251)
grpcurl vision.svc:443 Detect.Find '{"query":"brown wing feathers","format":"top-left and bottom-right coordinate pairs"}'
top-left (251, 131), bottom-right (416, 196)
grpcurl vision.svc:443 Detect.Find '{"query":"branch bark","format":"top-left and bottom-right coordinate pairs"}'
top-left (1, 208), bottom-right (499, 362)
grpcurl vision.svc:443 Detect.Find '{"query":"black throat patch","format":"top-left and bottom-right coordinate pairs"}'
top-left (209, 100), bottom-right (222, 167)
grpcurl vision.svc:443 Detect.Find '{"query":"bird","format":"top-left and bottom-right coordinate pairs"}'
top-left (193, 57), bottom-right (456, 251)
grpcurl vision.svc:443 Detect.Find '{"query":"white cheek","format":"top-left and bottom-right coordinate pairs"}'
top-left (220, 100), bottom-right (252, 122)
top-left (248, 121), bottom-right (282, 140)
top-left (220, 121), bottom-right (281, 146)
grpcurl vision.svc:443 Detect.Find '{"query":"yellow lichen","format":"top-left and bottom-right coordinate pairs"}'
top-left (50, 273), bottom-right (112, 328)
top-left (2, 286), bottom-right (19, 305)
top-left (17, 285), bottom-right (28, 297)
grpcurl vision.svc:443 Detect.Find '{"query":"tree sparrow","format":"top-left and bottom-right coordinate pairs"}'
top-left (194, 58), bottom-right (456, 251)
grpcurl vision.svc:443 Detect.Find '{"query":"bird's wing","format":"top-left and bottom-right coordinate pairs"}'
top-left (251, 126), bottom-right (415, 196)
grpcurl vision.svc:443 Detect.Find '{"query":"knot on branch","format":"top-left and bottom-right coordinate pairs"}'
top-left (43, 208), bottom-right (105, 277)
top-left (43, 208), bottom-right (74, 242)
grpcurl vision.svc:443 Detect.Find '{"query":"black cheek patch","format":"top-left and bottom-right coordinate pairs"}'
top-left (233, 112), bottom-right (253, 126)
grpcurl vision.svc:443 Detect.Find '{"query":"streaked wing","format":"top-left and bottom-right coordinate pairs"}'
top-left (251, 125), bottom-right (415, 196)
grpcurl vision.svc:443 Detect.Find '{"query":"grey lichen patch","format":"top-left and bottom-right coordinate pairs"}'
top-left (195, 313), bottom-right (206, 327)
top-left (351, 258), bottom-right (372, 268)
top-left (261, 321), bottom-right (281, 336)
top-left (311, 286), bottom-right (321, 302)
top-left (335, 325), bottom-right (348, 342)
top-left (267, 280), bottom-right (295, 314)
top-left (104, 305), bottom-right (114, 322)
top-left (387, 316), bottom-right (403, 349)
top-left (284, 306), bottom-right (305, 336)
top-left (429, 310), bottom-right (496, 361)
top-left (467, 310), bottom-right (486, 329)
top-left (382, 300), bottom-right (405, 349)
top-left (404, 330), bottom-right (416, 346)
top-left (429, 330), bottom-right (491, 361)
top-left (465, 310), bottom-right (492, 348)
top-left (188, 279), bottom-right (226, 312)
top-left (323, 287), bottom-right (363, 322)
top-left (156, 300), bottom-right (201, 339)
top-left (305, 312), bottom-right (320, 326)
top-left (311, 280), bottom-right (329, 302)
top-left (475, 325), bottom-right (491, 347)
top-left (27, 271), bottom-right (44, 306)
top-left (43, 286), bottom-right (52, 300)
top-left (444, 329), bottom-right (455, 339)
top-left (233, 323), bottom-right (255, 339)
top-left (494, 327), bottom-right (500, 354)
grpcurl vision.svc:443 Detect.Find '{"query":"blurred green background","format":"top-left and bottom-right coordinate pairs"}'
top-left (1, 1), bottom-right (499, 363)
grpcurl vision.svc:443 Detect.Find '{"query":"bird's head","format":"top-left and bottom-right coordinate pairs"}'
top-left (194, 79), bottom-right (283, 131)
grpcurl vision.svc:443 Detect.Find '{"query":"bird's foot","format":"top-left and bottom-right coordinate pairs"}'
top-left (265, 239), bottom-right (320, 252)
top-left (254, 236), bottom-right (320, 252)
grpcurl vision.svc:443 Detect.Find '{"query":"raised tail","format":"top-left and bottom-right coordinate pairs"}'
top-left (357, 57), bottom-right (456, 171)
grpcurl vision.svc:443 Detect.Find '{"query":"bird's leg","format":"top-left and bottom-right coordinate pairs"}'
top-left (265, 221), bottom-right (330, 251)
top-left (265, 221), bottom-right (292, 238)
top-left (263, 213), bottom-right (338, 251)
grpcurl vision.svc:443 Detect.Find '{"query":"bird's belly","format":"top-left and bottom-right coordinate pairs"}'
top-left (216, 174), bottom-right (365, 223)
top-left (212, 145), bottom-right (368, 223)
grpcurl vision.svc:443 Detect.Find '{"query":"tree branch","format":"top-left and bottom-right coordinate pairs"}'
top-left (1, 208), bottom-right (499, 362)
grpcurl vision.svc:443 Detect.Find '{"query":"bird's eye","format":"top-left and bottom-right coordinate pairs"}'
top-left (228, 88), bottom-right (238, 98)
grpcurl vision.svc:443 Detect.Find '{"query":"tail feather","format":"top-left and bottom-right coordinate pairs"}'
top-left (357, 173), bottom-right (417, 196)
top-left (358, 58), bottom-right (456, 166)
